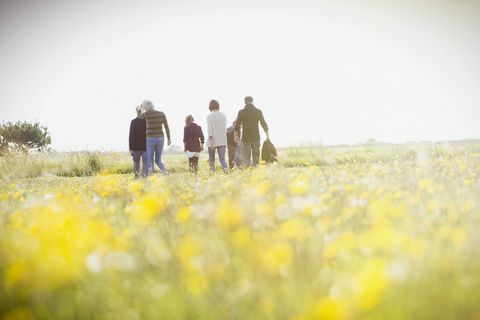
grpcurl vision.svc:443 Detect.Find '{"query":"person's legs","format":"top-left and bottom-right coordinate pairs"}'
top-left (208, 147), bottom-right (216, 172)
top-left (154, 137), bottom-right (167, 173)
top-left (242, 142), bottom-right (252, 168)
top-left (141, 151), bottom-right (148, 178)
top-left (188, 157), bottom-right (194, 173)
top-left (234, 142), bottom-right (243, 168)
top-left (192, 156), bottom-right (199, 174)
top-left (130, 151), bottom-right (141, 178)
top-left (252, 140), bottom-right (261, 167)
top-left (227, 143), bottom-right (235, 169)
top-left (146, 138), bottom-right (155, 175)
top-left (217, 146), bottom-right (228, 172)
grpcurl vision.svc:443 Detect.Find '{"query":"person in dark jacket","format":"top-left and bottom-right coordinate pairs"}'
top-left (129, 106), bottom-right (147, 178)
top-left (234, 96), bottom-right (270, 168)
top-left (183, 115), bottom-right (205, 174)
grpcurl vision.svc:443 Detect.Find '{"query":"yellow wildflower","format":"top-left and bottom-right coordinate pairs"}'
top-left (184, 273), bottom-right (209, 296)
top-left (275, 218), bottom-right (311, 241)
top-left (174, 206), bottom-right (191, 224)
top-left (290, 176), bottom-right (309, 196)
top-left (129, 192), bottom-right (168, 225)
top-left (216, 200), bottom-right (243, 230)
top-left (262, 242), bottom-right (294, 276)
top-left (314, 297), bottom-right (347, 320)
top-left (354, 258), bottom-right (389, 310)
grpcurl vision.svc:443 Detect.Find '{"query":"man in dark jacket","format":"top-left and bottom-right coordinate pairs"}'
top-left (129, 106), bottom-right (147, 178)
top-left (234, 96), bottom-right (270, 168)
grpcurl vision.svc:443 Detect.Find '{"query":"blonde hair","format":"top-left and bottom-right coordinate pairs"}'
top-left (185, 115), bottom-right (194, 126)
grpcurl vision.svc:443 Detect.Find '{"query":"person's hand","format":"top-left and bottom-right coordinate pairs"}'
top-left (168, 139), bottom-right (172, 146)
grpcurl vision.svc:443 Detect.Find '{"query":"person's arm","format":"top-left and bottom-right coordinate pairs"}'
top-left (207, 116), bottom-right (214, 147)
top-left (163, 113), bottom-right (171, 145)
top-left (234, 111), bottom-right (242, 141)
top-left (128, 121), bottom-right (134, 151)
top-left (183, 127), bottom-right (187, 152)
top-left (199, 126), bottom-right (205, 150)
top-left (259, 110), bottom-right (269, 140)
top-left (234, 111), bottom-right (242, 132)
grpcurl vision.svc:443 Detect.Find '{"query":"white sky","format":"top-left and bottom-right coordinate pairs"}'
top-left (0, 0), bottom-right (479, 151)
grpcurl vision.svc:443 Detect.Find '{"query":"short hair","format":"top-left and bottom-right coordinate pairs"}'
top-left (185, 114), bottom-right (194, 126)
top-left (142, 100), bottom-right (154, 111)
top-left (244, 96), bottom-right (253, 104)
top-left (209, 99), bottom-right (220, 111)
top-left (136, 105), bottom-right (142, 115)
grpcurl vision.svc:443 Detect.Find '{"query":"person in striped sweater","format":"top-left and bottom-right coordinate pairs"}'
top-left (140, 100), bottom-right (171, 176)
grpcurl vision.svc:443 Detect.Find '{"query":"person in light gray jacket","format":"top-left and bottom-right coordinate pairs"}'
top-left (206, 99), bottom-right (228, 173)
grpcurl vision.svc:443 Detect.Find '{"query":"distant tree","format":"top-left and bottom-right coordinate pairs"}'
top-left (0, 121), bottom-right (51, 155)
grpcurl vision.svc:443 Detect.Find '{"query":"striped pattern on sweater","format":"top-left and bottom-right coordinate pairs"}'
top-left (140, 110), bottom-right (170, 139)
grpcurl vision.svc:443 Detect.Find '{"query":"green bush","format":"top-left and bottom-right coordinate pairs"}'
top-left (0, 121), bottom-right (51, 155)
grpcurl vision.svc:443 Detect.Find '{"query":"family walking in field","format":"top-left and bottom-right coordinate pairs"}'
top-left (128, 96), bottom-right (277, 178)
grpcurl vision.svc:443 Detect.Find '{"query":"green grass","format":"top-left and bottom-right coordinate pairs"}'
top-left (0, 142), bottom-right (479, 319)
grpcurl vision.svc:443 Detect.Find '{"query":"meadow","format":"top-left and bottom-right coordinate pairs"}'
top-left (0, 143), bottom-right (479, 319)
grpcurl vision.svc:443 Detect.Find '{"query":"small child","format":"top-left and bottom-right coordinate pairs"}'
top-left (233, 130), bottom-right (243, 168)
top-left (226, 122), bottom-right (236, 169)
top-left (183, 115), bottom-right (205, 174)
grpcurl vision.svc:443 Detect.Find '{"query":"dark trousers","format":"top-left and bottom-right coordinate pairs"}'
top-left (130, 150), bottom-right (147, 178)
top-left (188, 157), bottom-right (199, 174)
top-left (242, 140), bottom-right (260, 167)
top-left (227, 142), bottom-right (236, 169)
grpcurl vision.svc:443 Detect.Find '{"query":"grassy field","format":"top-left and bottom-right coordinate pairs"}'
top-left (1, 143), bottom-right (480, 319)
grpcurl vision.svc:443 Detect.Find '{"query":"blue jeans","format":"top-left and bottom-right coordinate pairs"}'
top-left (242, 140), bottom-right (260, 167)
top-left (147, 137), bottom-right (167, 175)
top-left (208, 145), bottom-right (228, 172)
top-left (130, 150), bottom-right (147, 178)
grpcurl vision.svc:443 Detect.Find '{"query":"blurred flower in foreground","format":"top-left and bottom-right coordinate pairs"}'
top-left (289, 176), bottom-right (309, 196)
top-left (354, 258), bottom-right (390, 311)
top-left (129, 192), bottom-right (169, 225)
top-left (216, 200), bottom-right (243, 230)
top-left (2, 202), bottom-right (126, 296)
